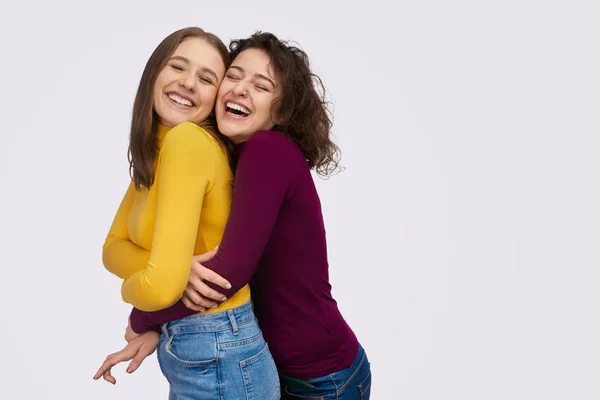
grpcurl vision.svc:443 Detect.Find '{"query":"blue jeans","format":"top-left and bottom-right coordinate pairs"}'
top-left (157, 301), bottom-right (280, 400)
top-left (280, 344), bottom-right (371, 400)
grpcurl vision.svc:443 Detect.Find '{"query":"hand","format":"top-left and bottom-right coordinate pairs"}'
top-left (125, 318), bottom-right (139, 343)
top-left (93, 331), bottom-right (160, 385)
top-left (183, 246), bottom-right (232, 312)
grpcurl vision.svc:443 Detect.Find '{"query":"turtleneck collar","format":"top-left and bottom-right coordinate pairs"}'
top-left (157, 122), bottom-right (218, 145)
top-left (157, 124), bottom-right (170, 146)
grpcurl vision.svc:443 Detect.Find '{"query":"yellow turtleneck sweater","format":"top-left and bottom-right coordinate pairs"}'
top-left (102, 122), bottom-right (250, 312)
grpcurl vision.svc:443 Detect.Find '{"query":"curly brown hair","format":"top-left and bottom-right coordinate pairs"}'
top-left (229, 32), bottom-right (341, 177)
top-left (129, 27), bottom-right (231, 190)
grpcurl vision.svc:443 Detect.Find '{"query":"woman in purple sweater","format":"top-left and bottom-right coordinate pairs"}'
top-left (97, 32), bottom-right (371, 399)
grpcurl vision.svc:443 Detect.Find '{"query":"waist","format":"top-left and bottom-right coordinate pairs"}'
top-left (256, 306), bottom-right (358, 377)
top-left (280, 343), bottom-right (366, 383)
top-left (163, 300), bottom-right (255, 334)
top-left (201, 283), bottom-right (251, 315)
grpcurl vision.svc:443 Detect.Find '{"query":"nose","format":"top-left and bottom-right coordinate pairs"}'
top-left (179, 71), bottom-right (197, 92)
top-left (232, 80), bottom-right (249, 97)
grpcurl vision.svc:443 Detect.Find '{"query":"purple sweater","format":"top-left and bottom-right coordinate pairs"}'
top-left (129, 130), bottom-right (358, 378)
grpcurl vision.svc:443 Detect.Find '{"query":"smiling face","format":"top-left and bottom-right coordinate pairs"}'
top-left (215, 49), bottom-right (282, 143)
top-left (153, 37), bottom-right (226, 127)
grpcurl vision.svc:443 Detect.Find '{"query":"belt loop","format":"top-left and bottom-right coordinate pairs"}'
top-left (227, 309), bottom-right (239, 336)
top-left (161, 323), bottom-right (169, 337)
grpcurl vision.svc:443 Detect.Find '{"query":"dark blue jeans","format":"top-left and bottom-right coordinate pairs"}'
top-left (280, 344), bottom-right (371, 399)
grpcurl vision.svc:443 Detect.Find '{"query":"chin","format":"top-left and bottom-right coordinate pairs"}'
top-left (218, 124), bottom-right (239, 138)
top-left (162, 114), bottom-right (183, 126)
top-left (221, 130), bottom-right (239, 139)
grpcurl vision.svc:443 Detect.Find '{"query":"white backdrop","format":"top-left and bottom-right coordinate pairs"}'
top-left (1, 0), bottom-right (598, 399)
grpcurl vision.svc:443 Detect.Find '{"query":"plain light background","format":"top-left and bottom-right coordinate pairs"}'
top-left (1, 0), bottom-right (598, 398)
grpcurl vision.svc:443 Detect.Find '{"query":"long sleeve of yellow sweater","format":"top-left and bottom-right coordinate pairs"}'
top-left (102, 122), bottom-right (250, 312)
top-left (102, 182), bottom-right (151, 280)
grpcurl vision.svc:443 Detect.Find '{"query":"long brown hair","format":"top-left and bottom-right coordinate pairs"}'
top-left (129, 27), bottom-right (231, 190)
top-left (229, 32), bottom-right (341, 177)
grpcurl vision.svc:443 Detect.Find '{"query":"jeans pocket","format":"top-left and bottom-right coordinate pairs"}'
top-left (283, 386), bottom-right (329, 399)
top-left (165, 331), bottom-right (218, 368)
top-left (282, 375), bottom-right (334, 400)
top-left (358, 371), bottom-right (371, 400)
top-left (240, 342), bottom-right (280, 400)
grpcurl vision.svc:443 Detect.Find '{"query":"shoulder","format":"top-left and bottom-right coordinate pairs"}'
top-left (163, 122), bottom-right (215, 146)
top-left (244, 130), bottom-right (305, 162)
top-left (162, 122), bottom-right (222, 158)
top-left (248, 130), bottom-right (294, 148)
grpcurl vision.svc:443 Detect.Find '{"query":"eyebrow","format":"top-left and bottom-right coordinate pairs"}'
top-left (229, 65), bottom-right (276, 88)
top-left (169, 56), bottom-right (218, 80)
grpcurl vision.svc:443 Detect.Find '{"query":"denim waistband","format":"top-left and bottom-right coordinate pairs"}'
top-left (162, 301), bottom-right (255, 335)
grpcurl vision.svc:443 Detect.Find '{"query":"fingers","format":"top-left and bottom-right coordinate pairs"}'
top-left (94, 358), bottom-right (119, 383)
top-left (103, 370), bottom-right (116, 385)
top-left (93, 340), bottom-right (143, 383)
top-left (196, 267), bottom-right (231, 292)
top-left (192, 246), bottom-right (219, 263)
top-left (126, 355), bottom-right (145, 374)
top-left (182, 295), bottom-right (205, 312)
top-left (94, 351), bottom-right (127, 381)
top-left (127, 333), bottom-right (160, 374)
top-left (182, 287), bottom-right (211, 311)
top-left (185, 281), bottom-right (221, 307)
top-left (93, 364), bottom-right (109, 381)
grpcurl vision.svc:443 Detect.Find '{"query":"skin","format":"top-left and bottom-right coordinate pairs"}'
top-left (93, 251), bottom-right (220, 383)
top-left (94, 48), bottom-right (283, 384)
top-left (182, 48), bottom-right (283, 312)
top-left (215, 48), bottom-right (282, 143)
top-left (94, 38), bottom-right (227, 385)
top-left (153, 37), bottom-right (225, 127)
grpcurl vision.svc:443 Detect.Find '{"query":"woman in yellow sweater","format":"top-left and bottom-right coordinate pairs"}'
top-left (97, 27), bottom-right (279, 399)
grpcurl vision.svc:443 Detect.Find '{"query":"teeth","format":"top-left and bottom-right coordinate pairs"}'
top-left (168, 93), bottom-right (193, 107)
top-left (227, 102), bottom-right (250, 115)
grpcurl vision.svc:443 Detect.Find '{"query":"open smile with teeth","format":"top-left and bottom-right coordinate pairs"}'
top-left (168, 93), bottom-right (195, 107)
top-left (226, 102), bottom-right (250, 117)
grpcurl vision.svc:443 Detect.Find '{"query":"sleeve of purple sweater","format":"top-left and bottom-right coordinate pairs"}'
top-left (129, 131), bottom-right (299, 333)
